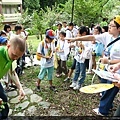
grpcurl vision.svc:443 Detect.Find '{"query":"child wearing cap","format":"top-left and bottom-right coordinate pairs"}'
top-left (36, 29), bottom-right (57, 92)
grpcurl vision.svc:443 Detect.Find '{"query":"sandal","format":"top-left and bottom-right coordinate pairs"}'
top-left (5, 87), bottom-right (16, 92)
top-left (9, 84), bottom-right (17, 90)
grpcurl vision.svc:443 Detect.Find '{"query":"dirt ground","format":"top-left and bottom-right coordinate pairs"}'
top-left (20, 66), bottom-right (119, 117)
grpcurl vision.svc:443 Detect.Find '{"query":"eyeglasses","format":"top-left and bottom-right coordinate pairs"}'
top-left (108, 24), bottom-right (117, 27)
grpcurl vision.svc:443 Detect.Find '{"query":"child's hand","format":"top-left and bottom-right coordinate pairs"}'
top-left (112, 73), bottom-right (120, 88)
top-left (46, 56), bottom-right (51, 59)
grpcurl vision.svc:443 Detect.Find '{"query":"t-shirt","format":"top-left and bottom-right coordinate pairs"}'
top-left (66, 28), bottom-right (78, 38)
top-left (37, 40), bottom-right (55, 68)
top-left (94, 32), bottom-right (112, 48)
top-left (56, 39), bottom-right (69, 61)
top-left (0, 46), bottom-right (13, 79)
top-left (55, 29), bottom-right (61, 40)
top-left (94, 32), bottom-right (120, 73)
top-left (61, 27), bottom-right (68, 32)
top-left (75, 41), bottom-right (92, 63)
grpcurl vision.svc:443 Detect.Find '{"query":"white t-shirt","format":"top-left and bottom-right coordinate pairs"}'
top-left (75, 41), bottom-right (92, 63)
top-left (37, 41), bottom-right (55, 68)
top-left (94, 32), bottom-right (112, 48)
top-left (66, 28), bottom-right (78, 38)
top-left (61, 26), bottom-right (68, 32)
top-left (94, 32), bottom-right (120, 73)
top-left (55, 29), bottom-right (61, 40)
top-left (56, 39), bottom-right (70, 61)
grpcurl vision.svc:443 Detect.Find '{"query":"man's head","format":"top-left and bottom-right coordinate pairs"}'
top-left (94, 26), bottom-right (102, 35)
top-left (108, 15), bottom-right (120, 35)
top-left (57, 23), bottom-right (62, 30)
top-left (62, 22), bottom-right (67, 28)
top-left (45, 29), bottom-right (56, 43)
top-left (14, 25), bottom-right (22, 35)
top-left (4, 24), bottom-right (11, 33)
top-left (78, 26), bottom-right (88, 36)
top-left (7, 37), bottom-right (25, 60)
top-left (59, 31), bottom-right (66, 40)
top-left (68, 22), bottom-right (74, 31)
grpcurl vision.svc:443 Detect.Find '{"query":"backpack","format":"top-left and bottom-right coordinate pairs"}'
top-left (36, 41), bottom-right (44, 61)
top-left (95, 42), bottom-right (104, 56)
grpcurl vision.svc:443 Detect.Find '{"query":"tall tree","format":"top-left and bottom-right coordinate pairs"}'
top-left (23, 0), bottom-right (40, 14)
top-left (63, 0), bottom-right (110, 26)
top-left (39, 0), bottom-right (68, 10)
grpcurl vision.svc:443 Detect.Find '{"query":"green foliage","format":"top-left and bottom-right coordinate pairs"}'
top-left (17, 9), bottom-right (32, 28)
top-left (63, 0), bottom-right (110, 26)
top-left (22, 0), bottom-right (120, 28)
top-left (102, 0), bottom-right (120, 20)
top-left (23, 0), bottom-right (40, 14)
top-left (30, 3), bottom-right (70, 38)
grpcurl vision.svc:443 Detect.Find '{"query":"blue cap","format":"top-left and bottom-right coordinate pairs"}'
top-left (0, 36), bottom-right (7, 44)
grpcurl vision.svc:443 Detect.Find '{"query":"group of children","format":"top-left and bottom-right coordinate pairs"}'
top-left (36, 23), bottom-right (102, 91)
top-left (36, 16), bottom-right (120, 117)
top-left (0, 16), bottom-right (120, 118)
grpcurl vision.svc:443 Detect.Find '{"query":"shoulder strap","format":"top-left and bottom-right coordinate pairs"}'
top-left (106, 37), bottom-right (120, 48)
top-left (41, 41), bottom-right (45, 55)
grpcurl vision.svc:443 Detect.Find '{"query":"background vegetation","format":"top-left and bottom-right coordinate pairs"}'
top-left (18, 0), bottom-right (120, 40)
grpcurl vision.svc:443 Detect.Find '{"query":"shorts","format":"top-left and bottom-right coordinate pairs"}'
top-left (38, 66), bottom-right (54, 80)
top-left (71, 58), bottom-right (76, 70)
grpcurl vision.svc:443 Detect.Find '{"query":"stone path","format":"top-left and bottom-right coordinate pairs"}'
top-left (0, 55), bottom-right (61, 116)
top-left (7, 87), bottom-right (52, 116)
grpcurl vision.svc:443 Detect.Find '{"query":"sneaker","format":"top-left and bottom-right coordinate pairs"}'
top-left (50, 86), bottom-right (57, 92)
top-left (73, 84), bottom-right (81, 90)
top-left (70, 82), bottom-right (76, 88)
top-left (36, 86), bottom-right (41, 92)
top-left (92, 108), bottom-right (105, 116)
top-left (64, 77), bottom-right (70, 82)
top-left (86, 71), bottom-right (94, 75)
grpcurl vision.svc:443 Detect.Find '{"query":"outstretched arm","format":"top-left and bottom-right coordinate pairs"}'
top-left (65, 35), bottom-right (95, 43)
